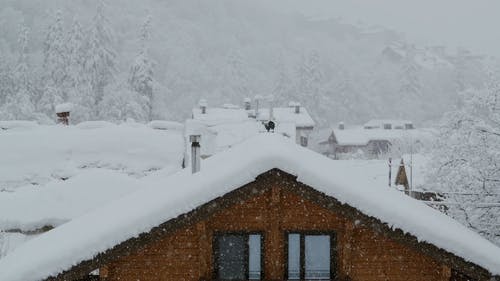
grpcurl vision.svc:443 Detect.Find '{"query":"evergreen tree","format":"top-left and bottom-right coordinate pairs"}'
top-left (0, 52), bottom-right (15, 111)
top-left (271, 53), bottom-right (292, 105)
top-left (220, 50), bottom-right (251, 104)
top-left (99, 80), bottom-right (149, 122)
top-left (128, 15), bottom-right (154, 121)
top-left (2, 23), bottom-right (35, 120)
top-left (296, 50), bottom-right (324, 123)
top-left (86, 0), bottom-right (117, 115)
top-left (400, 46), bottom-right (421, 98)
top-left (39, 10), bottom-right (67, 116)
top-left (67, 18), bottom-right (94, 122)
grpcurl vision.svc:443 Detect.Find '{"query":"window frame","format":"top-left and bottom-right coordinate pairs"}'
top-left (213, 231), bottom-right (265, 281)
top-left (284, 231), bottom-right (337, 281)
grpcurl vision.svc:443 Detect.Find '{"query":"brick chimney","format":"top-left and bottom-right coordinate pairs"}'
top-left (55, 103), bottom-right (72, 126)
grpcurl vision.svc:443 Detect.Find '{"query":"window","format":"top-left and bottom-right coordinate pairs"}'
top-left (286, 232), bottom-right (336, 280)
top-left (214, 233), bottom-right (263, 280)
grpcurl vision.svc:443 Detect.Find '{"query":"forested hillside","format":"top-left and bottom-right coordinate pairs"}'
top-left (0, 0), bottom-right (492, 126)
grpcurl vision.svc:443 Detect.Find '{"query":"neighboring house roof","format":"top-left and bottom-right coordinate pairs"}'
top-left (255, 107), bottom-right (315, 127)
top-left (0, 134), bottom-right (499, 281)
top-left (0, 122), bottom-right (185, 256)
top-left (363, 119), bottom-right (412, 129)
top-left (324, 127), bottom-right (435, 146)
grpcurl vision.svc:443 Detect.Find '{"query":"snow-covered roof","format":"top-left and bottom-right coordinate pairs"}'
top-left (148, 120), bottom-right (184, 131)
top-left (330, 127), bottom-right (435, 146)
top-left (0, 120), bottom-right (38, 130)
top-left (0, 170), bottom-right (142, 232)
top-left (55, 103), bottom-right (73, 114)
top-left (0, 123), bottom-right (184, 192)
top-left (0, 134), bottom-right (499, 281)
top-left (256, 107), bottom-right (315, 127)
top-left (363, 119), bottom-right (412, 129)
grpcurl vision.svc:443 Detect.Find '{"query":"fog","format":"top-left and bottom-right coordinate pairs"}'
top-left (266, 0), bottom-right (500, 57)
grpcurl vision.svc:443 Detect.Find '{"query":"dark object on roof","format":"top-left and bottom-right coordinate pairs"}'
top-left (264, 120), bottom-right (275, 132)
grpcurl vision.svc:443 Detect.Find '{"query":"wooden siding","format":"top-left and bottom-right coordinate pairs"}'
top-left (102, 185), bottom-right (452, 281)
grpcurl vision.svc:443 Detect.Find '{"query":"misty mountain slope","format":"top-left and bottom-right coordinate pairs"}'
top-left (0, 0), bottom-right (490, 126)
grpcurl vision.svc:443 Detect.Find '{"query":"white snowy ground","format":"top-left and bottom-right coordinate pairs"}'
top-left (0, 121), bottom-right (185, 257)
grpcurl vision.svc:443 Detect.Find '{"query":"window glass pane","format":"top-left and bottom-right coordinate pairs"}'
top-left (287, 234), bottom-right (300, 280)
top-left (305, 235), bottom-right (330, 280)
top-left (248, 234), bottom-right (261, 280)
top-left (217, 235), bottom-right (246, 280)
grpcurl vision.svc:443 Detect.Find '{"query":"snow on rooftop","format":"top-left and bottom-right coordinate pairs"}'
top-left (256, 107), bottom-right (315, 127)
top-left (0, 169), bottom-right (143, 232)
top-left (0, 134), bottom-right (499, 281)
top-left (331, 127), bottom-right (435, 146)
top-left (55, 103), bottom-right (73, 114)
top-left (363, 119), bottom-right (412, 128)
top-left (0, 124), bottom-right (184, 191)
top-left (148, 120), bottom-right (184, 131)
top-left (0, 120), bottom-right (38, 130)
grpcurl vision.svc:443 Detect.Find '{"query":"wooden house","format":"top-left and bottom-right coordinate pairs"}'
top-left (0, 135), bottom-right (499, 281)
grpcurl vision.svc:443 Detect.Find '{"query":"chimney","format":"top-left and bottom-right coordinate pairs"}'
top-left (190, 135), bottom-right (201, 173)
top-left (55, 103), bottom-right (72, 126)
top-left (338, 122), bottom-right (345, 130)
top-left (294, 103), bottom-right (301, 114)
top-left (244, 97), bottom-right (251, 110)
top-left (254, 95), bottom-right (262, 118)
top-left (199, 99), bottom-right (207, 114)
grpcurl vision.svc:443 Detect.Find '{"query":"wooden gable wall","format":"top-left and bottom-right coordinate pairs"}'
top-left (100, 177), bottom-right (453, 281)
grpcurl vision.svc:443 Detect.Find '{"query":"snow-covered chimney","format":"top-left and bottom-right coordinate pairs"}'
top-left (190, 135), bottom-right (201, 173)
top-left (199, 99), bottom-right (207, 114)
top-left (55, 103), bottom-right (73, 126)
top-left (255, 95), bottom-right (262, 118)
top-left (338, 122), bottom-right (345, 130)
top-left (244, 97), bottom-right (251, 110)
top-left (294, 102), bottom-right (301, 114)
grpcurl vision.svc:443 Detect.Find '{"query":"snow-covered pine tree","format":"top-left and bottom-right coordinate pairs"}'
top-left (128, 15), bottom-right (154, 121)
top-left (99, 79), bottom-right (149, 122)
top-left (400, 46), bottom-right (421, 98)
top-left (86, 0), bottom-right (117, 116)
top-left (296, 50), bottom-right (324, 124)
top-left (0, 52), bottom-right (15, 114)
top-left (271, 53), bottom-right (292, 105)
top-left (38, 10), bottom-right (67, 117)
top-left (66, 18), bottom-right (94, 122)
top-left (2, 22), bottom-right (35, 120)
top-left (220, 50), bottom-right (251, 104)
top-left (428, 70), bottom-right (500, 245)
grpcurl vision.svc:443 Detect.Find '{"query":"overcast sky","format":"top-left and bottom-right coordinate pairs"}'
top-left (266, 0), bottom-right (500, 57)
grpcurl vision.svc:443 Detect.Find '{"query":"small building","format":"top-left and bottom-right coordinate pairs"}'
top-left (190, 100), bottom-right (315, 152)
top-left (318, 120), bottom-right (432, 159)
top-left (1, 135), bottom-right (499, 281)
top-left (253, 102), bottom-right (315, 147)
